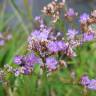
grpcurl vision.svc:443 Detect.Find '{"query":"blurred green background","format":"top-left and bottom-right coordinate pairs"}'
top-left (0, 0), bottom-right (96, 96)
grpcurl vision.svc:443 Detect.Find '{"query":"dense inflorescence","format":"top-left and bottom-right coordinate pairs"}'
top-left (1, 0), bottom-right (96, 91)
top-left (42, 0), bottom-right (65, 23)
top-left (11, 10), bottom-right (96, 76)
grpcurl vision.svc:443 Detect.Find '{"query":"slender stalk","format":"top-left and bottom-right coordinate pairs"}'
top-left (3, 82), bottom-right (13, 96)
top-left (41, 57), bottom-right (50, 96)
top-left (83, 87), bottom-right (88, 96)
top-left (42, 69), bottom-right (49, 96)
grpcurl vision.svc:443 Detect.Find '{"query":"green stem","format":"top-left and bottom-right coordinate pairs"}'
top-left (41, 56), bottom-right (50, 96)
top-left (83, 87), bottom-right (88, 96)
top-left (42, 69), bottom-right (49, 96)
top-left (3, 82), bottom-right (13, 96)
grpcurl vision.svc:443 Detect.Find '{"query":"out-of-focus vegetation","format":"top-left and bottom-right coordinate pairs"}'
top-left (0, 0), bottom-right (96, 96)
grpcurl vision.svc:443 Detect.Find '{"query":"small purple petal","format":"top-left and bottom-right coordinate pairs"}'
top-left (22, 67), bottom-right (32, 75)
top-left (34, 16), bottom-right (44, 24)
top-left (66, 8), bottom-right (75, 16)
top-left (47, 41), bottom-right (59, 53)
top-left (15, 70), bottom-right (20, 76)
top-left (0, 39), bottom-right (5, 46)
top-left (80, 13), bottom-right (89, 23)
top-left (24, 52), bottom-right (41, 67)
top-left (46, 57), bottom-right (57, 71)
top-left (31, 30), bottom-right (40, 40)
top-left (56, 41), bottom-right (67, 51)
top-left (81, 75), bottom-right (90, 86)
top-left (67, 29), bottom-right (78, 39)
top-left (0, 32), bottom-right (3, 38)
top-left (14, 56), bottom-right (23, 65)
top-left (83, 32), bottom-right (94, 42)
top-left (88, 79), bottom-right (96, 90)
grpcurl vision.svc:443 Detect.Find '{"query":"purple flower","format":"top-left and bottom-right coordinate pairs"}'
top-left (34, 16), bottom-right (44, 24)
top-left (67, 29), bottom-right (78, 39)
top-left (28, 36), bottom-right (41, 51)
top-left (35, 16), bottom-right (41, 21)
top-left (14, 52), bottom-right (40, 67)
top-left (0, 32), bottom-right (3, 38)
top-left (39, 28), bottom-right (50, 41)
top-left (23, 69), bottom-right (31, 75)
top-left (14, 69), bottom-right (20, 76)
top-left (56, 41), bottom-right (67, 51)
top-left (46, 57), bottom-right (57, 71)
top-left (81, 75), bottom-right (90, 86)
top-left (80, 13), bottom-right (89, 23)
top-left (83, 32), bottom-right (94, 42)
top-left (29, 28), bottom-right (50, 41)
top-left (81, 75), bottom-right (96, 90)
top-left (14, 56), bottom-right (23, 65)
top-left (30, 30), bottom-right (40, 40)
top-left (87, 79), bottom-right (96, 90)
top-left (14, 52), bottom-right (41, 75)
top-left (66, 8), bottom-right (76, 17)
top-left (6, 34), bottom-right (12, 40)
top-left (47, 41), bottom-right (59, 53)
top-left (21, 67), bottom-right (32, 75)
top-left (24, 52), bottom-right (40, 67)
top-left (0, 39), bottom-right (5, 46)
top-left (40, 24), bottom-right (45, 28)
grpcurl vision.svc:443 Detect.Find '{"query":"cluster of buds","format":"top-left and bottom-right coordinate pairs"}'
top-left (80, 10), bottom-right (96, 34)
top-left (0, 32), bottom-right (12, 47)
top-left (64, 8), bottom-right (78, 22)
top-left (42, 0), bottom-right (78, 23)
top-left (42, 0), bottom-right (65, 23)
top-left (0, 69), bottom-right (6, 82)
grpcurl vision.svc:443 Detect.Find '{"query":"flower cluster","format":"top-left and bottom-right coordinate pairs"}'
top-left (11, 12), bottom-right (95, 76)
top-left (4, 53), bottom-right (41, 76)
top-left (2, 18), bottom-right (73, 76)
top-left (0, 32), bottom-right (12, 47)
top-left (81, 75), bottom-right (96, 90)
top-left (42, 0), bottom-right (65, 23)
top-left (80, 10), bottom-right (96, 33)
top-left (1, 1), bottom-right (96, 89)
top-left (42, 1), bottom-right (96, 43)
top-left (4, 7), bottom-right (96, 77)
top-left (64, 8), bottom-right (78, 21)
